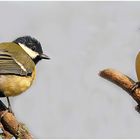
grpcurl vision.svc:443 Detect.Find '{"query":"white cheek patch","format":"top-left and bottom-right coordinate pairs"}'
top-left (18, 43), bottom-right (39, 59)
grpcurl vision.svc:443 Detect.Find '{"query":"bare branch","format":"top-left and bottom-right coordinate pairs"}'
top-left (99, 68), bottom-right (140, 111)
top-left (0, 100), bottom-right (33, 139)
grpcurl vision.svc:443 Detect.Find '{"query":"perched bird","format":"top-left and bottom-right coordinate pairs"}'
top-left (0, 36), bottom-right (50, 112)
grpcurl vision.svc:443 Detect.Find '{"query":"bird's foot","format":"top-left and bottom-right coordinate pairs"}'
top-left (6, 97), bottom-right (14, 115)
top-left (135, 105), bottom-right (140, 113)
top-left (131, 82), bottom-right (140, 93)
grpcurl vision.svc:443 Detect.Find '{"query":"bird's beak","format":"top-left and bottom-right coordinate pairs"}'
top-left (40, 54), bottom-right (50, 60)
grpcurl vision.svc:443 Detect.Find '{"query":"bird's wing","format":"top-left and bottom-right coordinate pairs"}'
top-left (0, 51), bottom-right (31, 76)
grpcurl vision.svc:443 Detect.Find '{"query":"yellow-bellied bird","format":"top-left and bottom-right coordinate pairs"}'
top-left (0, 36), bottom-right (50, 112)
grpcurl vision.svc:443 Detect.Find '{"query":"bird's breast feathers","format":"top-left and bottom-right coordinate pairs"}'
top-left (0, 68), bottom-right (36, 97)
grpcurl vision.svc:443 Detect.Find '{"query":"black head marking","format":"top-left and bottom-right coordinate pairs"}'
top-left (13, 36), bottom-right (48, 64)
top-left (13, 36), bottom-right (43, 55)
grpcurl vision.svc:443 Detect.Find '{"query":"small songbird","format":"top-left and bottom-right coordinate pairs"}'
top-left (0, 36), bottom-right (50, 112)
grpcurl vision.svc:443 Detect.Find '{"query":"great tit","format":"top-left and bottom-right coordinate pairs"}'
top-left (0, 36), bottom-right (50, 112)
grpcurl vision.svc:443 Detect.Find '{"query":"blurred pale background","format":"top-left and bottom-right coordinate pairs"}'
top-left (0, 1), bottom-right (140, 138)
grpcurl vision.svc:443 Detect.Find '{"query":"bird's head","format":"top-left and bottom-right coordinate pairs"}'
top-left (13, 36), bottom-right (50, 64)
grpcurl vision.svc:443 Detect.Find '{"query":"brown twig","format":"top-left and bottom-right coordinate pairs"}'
top-left (0, 123), bottom-right (13, 139)
top-left (99, 68), bottom-right (140, 112)
top-left (0, 100), bottom-right (33, 139)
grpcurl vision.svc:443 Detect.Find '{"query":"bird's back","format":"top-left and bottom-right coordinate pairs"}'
top-left (0, 42), bottom-right (35, 76)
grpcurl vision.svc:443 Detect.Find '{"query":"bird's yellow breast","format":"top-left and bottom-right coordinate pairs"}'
top-left (136, 52), bottom-right (140, 81)
top-left (0, 68), bottom-right (36, 97)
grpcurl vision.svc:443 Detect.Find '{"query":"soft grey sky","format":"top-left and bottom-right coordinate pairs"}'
top-left (0, 1), bottom-right (140, 138)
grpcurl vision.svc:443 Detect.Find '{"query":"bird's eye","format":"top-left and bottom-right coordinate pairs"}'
top-left (32, 46), bottom-right (36, 51)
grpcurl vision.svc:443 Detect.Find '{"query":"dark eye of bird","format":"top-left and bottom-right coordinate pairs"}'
top-left (32, 46), bottom-right (36, 51)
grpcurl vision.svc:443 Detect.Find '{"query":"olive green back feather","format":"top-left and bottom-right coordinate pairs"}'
top-left (0, 42), bottom-right (35, 76)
